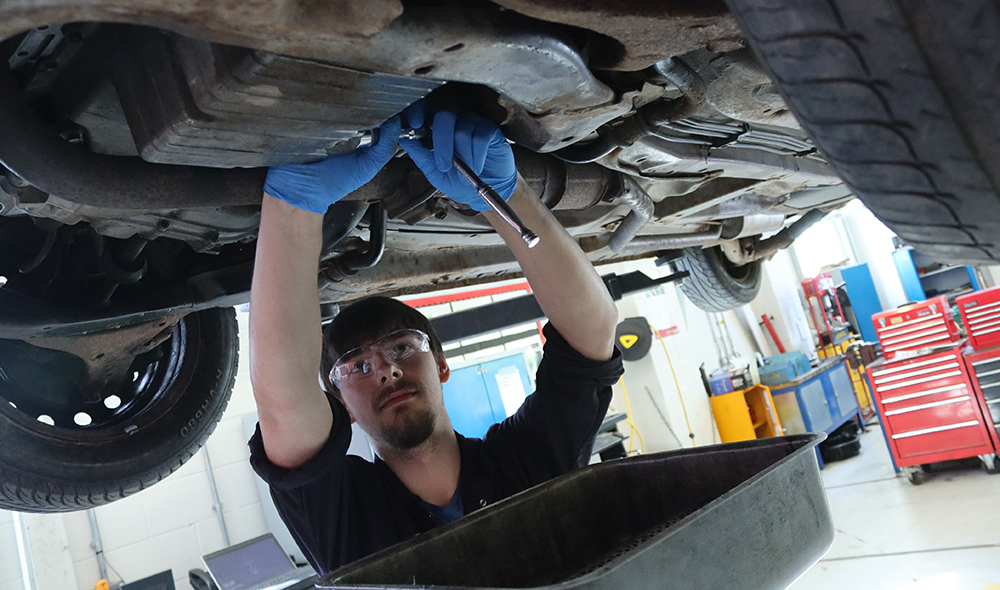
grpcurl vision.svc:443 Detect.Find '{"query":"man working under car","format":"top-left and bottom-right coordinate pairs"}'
top-left (247, 106), bottom-right (623, 574)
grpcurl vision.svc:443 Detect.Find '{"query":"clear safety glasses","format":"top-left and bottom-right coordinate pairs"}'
top-left (330, 329), bottom-right (431, 385)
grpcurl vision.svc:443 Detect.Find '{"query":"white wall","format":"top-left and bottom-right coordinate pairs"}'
top-left (838, 201), bottom-right (908, 309)
top-left (1, 311), bottom-right (270, 590)
top-left (0, 511), bottom-right (23, 590)
top-left (750, 249), bottom-right (816, 358)
top-left (601, 259), bottom-right (762, 454)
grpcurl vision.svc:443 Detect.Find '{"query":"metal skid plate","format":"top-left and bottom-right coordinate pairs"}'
top-left (319, 434), bottom-right (832, 590)
top-left (115, 29), bottom-right (441, 168)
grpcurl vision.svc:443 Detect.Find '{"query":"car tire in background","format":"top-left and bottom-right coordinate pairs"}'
top-left (0, 307), bottom-right (238, 512)
top-left (725, 0), bottom-right (1000, 264)
top-left (676, 246), bottom-right (763, 312)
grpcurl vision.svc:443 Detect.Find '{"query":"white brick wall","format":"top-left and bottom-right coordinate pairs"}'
top-left (600, 258), bottom-right (757, 453)
top-left (0, 510), bottom-right (24, 590)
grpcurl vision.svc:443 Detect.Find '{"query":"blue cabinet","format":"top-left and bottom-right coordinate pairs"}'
top-left (838, 263), bottom-right (883, 343)
top-left (892, 247), bottom-right (979, 302)
top-left (771, 359), bottom-right (861, 468)
top-left (442, 353), bottom-right (534, 439)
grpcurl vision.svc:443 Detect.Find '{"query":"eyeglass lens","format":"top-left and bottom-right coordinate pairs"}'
top-left (333, 330), bottom-right (428, 383)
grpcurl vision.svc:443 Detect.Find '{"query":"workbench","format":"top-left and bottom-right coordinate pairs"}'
top-left (769, 358), bottom-right (863, 468)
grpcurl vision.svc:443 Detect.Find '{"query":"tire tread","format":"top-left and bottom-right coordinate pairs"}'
top-left (677, 247), bottom-right (762, 312)
top-left (726, 0), bottom-right (1000, 263)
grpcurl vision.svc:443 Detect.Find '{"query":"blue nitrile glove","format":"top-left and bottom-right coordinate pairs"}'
top-left (263, 116), bottom-right (401, 214)
top-left (400, 106), bottom-right (517, 212)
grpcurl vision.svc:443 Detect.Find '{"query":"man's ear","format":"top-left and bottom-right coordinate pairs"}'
top-left (334, 395), bottom-right (356, 425)
top-left (437, 355), bottom-right (451, 384)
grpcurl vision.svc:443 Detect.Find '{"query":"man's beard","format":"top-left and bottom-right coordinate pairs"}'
top-left (381, 405), bottom-right (436, 450)
top-left (374, 381), bottom-right (437, 450)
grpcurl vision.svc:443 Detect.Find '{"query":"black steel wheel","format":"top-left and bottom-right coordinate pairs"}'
top-left (675, 246), bottom-right (763, 312)
top-left (726, 0), bottom-right (1000, 264)
top-left (0, 307), bottom-right (238, 512)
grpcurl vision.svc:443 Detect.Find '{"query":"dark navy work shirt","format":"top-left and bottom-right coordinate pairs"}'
top-left (248, 323), bottom-right (623, 575)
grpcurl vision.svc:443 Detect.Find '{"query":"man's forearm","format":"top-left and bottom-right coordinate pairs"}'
top-left (249, 194), bottom-right (333, 467)
top-left (484, 176), bottom-right (618, 361)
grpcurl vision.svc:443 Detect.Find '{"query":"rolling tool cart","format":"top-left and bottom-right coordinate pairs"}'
top-left (955, 285), bottom-right (1000, 473)
top-left (872, 296), bottom-right (961, 361)
top-left (956, 286), bottom-right (1000, 350)
top-left (869, 343), bottom-right (998, 484)
top-left (962, 346), bottom-right (1000, 472)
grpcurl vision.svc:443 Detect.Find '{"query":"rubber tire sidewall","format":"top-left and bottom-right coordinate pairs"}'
top-left (0, 307), bottom-right (238, 512)
top-left (676, 246), bottom-right (763, 313)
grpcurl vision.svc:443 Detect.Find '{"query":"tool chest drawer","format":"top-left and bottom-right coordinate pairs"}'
top-left (882, 394), bottom-right (981, 436)
top-left (962, 345), bottom-right (1000, 447)
top-left (873, 297), bottom-right (960, 360)
top-left (957, 287), bottom-right (1000, 350)
top-left (870, 346), bottom-right (995, 466)
top-left (870, 352), bottom-right (968, 409)
top-left (892, 421), bottom-right (992, 461)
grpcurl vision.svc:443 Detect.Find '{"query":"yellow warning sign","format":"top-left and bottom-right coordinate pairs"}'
top-left (619, 334), bottom-right (639, 349)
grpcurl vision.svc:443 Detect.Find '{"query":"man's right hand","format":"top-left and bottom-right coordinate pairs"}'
top-left (400, 106), bottom-right (517, 212)
top-left (263, 116), bottom-right (400, 214)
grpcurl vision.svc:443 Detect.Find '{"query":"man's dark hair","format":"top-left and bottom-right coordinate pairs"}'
top-left (320, 296), bottom-right (445, 396)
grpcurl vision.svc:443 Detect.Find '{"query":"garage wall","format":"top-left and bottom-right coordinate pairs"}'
top-left (1, 311), bottom-right (270, 590)
top-left (750, 249), bottom-right (816, 359)
top-left (600, 259), bottom-right (759, 455)
top-left (837, 201), bottom-right (908, 309)
top-left (0, 511), bottom-right (22, 590)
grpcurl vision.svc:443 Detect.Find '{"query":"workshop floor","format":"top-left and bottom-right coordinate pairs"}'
top-left (789, 424), bottom-right (1000, 590)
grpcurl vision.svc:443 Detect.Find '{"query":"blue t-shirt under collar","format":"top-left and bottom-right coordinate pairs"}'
top-left (420, 487), bottom-right (464, 524)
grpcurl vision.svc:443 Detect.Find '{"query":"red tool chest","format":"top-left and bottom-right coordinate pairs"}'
top-left (956, 286), bottom-right (1000, 350)
top-left (869, 344), bottom-right (995, 467)
top-left (962, 344), bottom-right (1000, 452)
top-left (872, 296), bottom-right (961, 361)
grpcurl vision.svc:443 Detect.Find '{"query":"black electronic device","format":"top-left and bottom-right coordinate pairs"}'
top-left (202, 534), bottom-right (313, 590)
top-left (122, 570), bottom-right (175, 590)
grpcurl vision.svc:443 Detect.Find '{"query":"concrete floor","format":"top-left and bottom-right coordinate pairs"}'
top-left (789, 425), bottom-right (1000, 589)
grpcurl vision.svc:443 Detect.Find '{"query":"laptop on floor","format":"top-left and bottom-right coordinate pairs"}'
top-left (122, 570), bottom-right (175, 590)
top-left (202, 533), bottom-right (316, 590)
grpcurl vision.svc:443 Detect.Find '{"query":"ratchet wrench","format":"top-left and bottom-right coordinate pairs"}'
top-left (359, 127), bottom-right (539, 248)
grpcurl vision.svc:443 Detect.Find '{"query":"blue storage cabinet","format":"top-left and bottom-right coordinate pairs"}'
top-left (442, 353), bottom-right (534, 439)
top-left (839, 263), bottom-right (883, 343)
top-left (770, 359), bottom-right (862, 468)
top-left (892, 247), bottom-right (980, 302)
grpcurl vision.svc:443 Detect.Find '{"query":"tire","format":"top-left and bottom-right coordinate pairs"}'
top-left (675, 246), bottom-right (763, 312)
top-left (725, 0), bottom-right (1000, 264)
top-left (0, 307), bottom-right (238, 512)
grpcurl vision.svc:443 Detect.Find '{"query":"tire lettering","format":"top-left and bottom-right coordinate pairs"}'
top-left (180, 394), bottom-right (219, 437)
